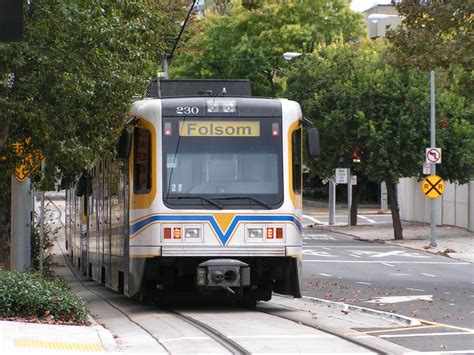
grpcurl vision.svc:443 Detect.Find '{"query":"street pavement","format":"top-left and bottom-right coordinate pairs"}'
top-left (0, 198), bottom-right (472, 353)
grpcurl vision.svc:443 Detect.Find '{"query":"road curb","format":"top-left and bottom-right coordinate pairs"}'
top-left (301, 295), bottom-right (421, 326)
top-left (87, 315), bottom-right (119, 352)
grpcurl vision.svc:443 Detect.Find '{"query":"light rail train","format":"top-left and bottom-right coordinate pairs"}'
top-left (65, 79), bottom-right (319, 304)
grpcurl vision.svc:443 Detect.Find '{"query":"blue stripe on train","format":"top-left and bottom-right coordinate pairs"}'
top-left (130, 215), bottom-right (302, 246)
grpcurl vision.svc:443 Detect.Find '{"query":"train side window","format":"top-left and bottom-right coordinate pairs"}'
top-left (134, 128), bottom-right (152, 194)
top-left (292, 128), bottom-right (302, 194)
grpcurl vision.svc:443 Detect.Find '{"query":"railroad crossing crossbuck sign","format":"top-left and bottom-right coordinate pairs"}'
top-left (421, 175), bottom-right (445, 199)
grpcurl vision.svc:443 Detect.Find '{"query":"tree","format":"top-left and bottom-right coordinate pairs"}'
top-left (386, 0), bottom-right (473, 71)
top-left (171, 0), bottom-right (364, 96)
top-left (0, 1), bottom-right (183, 186)
top-left (286, 41), bottom-right (473, 239)
top-left (0, 0), bottom-right (184, 266)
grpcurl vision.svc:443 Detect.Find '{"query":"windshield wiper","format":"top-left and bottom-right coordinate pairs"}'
top-left (165, 196), bottom-right (223, 209)
top-left (212, 196), bottom-right (272, 209)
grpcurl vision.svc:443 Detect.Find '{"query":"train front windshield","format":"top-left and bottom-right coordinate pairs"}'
top-left (162, 117), bottom-right (283, 209)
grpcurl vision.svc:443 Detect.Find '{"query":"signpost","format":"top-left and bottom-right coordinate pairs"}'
top-left (428, 71), bottom-right (437, 247)
top-left (10, 138), bottom-right (42, 271)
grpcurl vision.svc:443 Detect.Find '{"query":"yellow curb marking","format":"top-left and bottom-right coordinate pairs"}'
top-left (345, 324), bottom-right (440, 337)
top-left (345, 319), bottom-right (474, 338)
top-left (15, 339), bottom-right (103, 352)
top-left (417, 319), bottom-right (474, 333)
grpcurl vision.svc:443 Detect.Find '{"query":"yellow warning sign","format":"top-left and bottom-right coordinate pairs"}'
top-left (421, 175), bottom-right (445, 199)
top-left (12, 138), bottom-right (43, 182)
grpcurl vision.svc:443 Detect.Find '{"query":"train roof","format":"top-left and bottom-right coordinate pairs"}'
top-left (146, 78), bottom-right (252, 98)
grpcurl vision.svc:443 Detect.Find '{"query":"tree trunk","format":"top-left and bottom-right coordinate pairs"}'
top-left (350, 177), bottom-right (367, 226)
top-left (386, 180), bottom-right (403, 240)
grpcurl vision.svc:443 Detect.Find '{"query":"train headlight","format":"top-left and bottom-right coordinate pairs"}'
top-left (247, 227), bottom-right (263, 239)
top-left (222, 102), bottom-right (236, 113)
top-left (206, 99), bottom-right (237, 113)
top-left (185, 227), bottom-right (200, 239)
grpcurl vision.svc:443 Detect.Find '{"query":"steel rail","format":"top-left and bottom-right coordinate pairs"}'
top-left (164, 308), bottom-right (250, 355)
top-left (58, 239), bottom-right (250, 353)
top-left (56, 240), bottom-right (173, 354)
top-left (255, 304), bottom-right (387, 355)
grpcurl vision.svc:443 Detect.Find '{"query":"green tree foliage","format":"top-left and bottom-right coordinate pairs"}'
top-left (287, 41), bottom-right (473, 238)
top-left (386, 0), bottom-right (473, 71)
top-left (172, 0), bottom-right (364, 96)
top-left (0, 1), bottom-right (183, 187)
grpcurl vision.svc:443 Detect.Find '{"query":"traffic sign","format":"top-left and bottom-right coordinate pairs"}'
top-left (12, 138), bottom-right (43, 182)
top-left (421, 175), bottom-right (445, 199)
top-left (425, 148), bottom-right (442, 164)
top-left (335, 168), bottom-right (348, 184)
top-left (422, 163), bottom-right (431, 175)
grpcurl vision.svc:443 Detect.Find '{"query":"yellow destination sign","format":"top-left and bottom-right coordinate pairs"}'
top-left (421, 175), bottom-right (445, 199)
top-left (179, 121), bottom-right (260, 137)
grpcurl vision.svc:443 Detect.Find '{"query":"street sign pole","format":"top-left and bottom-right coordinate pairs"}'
top-left (329, 176), bottom-right (336, 225)
top-left (347, 167), bottom-right (352, 226)
top-left (430, 70), bottom-right (437, 247)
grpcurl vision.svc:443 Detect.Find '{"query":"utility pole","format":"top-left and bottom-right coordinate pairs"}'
top-left (11, 176), bottom-right (32, 271)
top-left (429, 70), bottom-right (437, 247)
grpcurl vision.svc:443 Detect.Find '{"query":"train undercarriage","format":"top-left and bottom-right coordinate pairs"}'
top-left (140, 256), bottom-right (301, 305)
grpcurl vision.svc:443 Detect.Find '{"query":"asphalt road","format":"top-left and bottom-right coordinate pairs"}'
top-left (301, 229), bottom-right (474, 353)
top-left (302, 213), bottom-right (393, 226)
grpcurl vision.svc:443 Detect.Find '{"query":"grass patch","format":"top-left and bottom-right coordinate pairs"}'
top-left (0, 269), bottom-right (88, 324)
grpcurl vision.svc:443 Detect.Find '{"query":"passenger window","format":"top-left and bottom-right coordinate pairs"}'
top-left (134, 128), bottom-right (152, 194)
top-left (292, 128), bottom-right (302, 194)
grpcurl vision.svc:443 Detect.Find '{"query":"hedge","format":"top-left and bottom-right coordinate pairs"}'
top-left (0, 269), bottom-right (88, 324)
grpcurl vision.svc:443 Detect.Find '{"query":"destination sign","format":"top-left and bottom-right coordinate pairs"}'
top-left (179, 121), bottom-right (260, 137)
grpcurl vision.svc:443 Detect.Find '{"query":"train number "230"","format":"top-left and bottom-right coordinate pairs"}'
top-left (176, 106), bottom-right (199, 115)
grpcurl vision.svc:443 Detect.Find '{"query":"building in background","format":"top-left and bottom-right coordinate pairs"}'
top-left (361, 1), bottom-right (402, 38)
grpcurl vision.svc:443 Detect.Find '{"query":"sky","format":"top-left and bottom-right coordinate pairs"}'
top-left (350, 0), bottom-right (392, 12)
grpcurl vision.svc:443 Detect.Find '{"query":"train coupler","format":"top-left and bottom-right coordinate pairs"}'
top-left (196, 259), bottom-right (250, 288)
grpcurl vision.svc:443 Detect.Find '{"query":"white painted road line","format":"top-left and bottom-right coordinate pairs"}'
top-left (303, 260), bottom-right (470, 265)
top-left (379, 331), bottom-right (474, 338)
top-left (303, 215), bottom-right (324, 224)
top-left (381, 262), bottom-right (394, 267)
top-left (357, 215), bottom-right (376, 223)
top-left (421, 273), bottom-right (437, 278)
top-left (228, 334), bottom-right (332, 339)
top-left (367, 295), bottom-right (433, 304)
top-left (356, 281), bottom-right (372, 285)
top-left (318, 273), bottom-right (333, 277)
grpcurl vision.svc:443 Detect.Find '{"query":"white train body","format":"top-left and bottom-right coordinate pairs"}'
top-left (66, 84), bottom-right (306, 303)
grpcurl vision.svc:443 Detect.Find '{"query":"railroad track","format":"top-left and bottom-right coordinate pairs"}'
top-left (58, 240), bottom-right (391, 354)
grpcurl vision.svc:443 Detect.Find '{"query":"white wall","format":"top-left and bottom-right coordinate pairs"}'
top-left (398, 178), bottom-right (474, 232)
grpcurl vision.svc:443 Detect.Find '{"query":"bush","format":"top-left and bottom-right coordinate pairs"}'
top-left (0, 269), bottom-right (88, 324)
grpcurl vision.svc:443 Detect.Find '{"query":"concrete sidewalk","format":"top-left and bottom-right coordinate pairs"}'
top-left (304, 202), bottom-right (474, 264)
